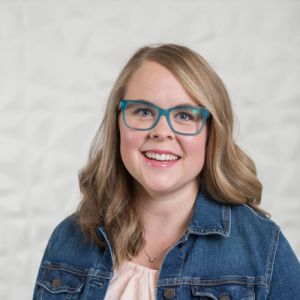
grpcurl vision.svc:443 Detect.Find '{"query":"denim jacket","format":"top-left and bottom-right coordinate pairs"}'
top-left (33, 190), bottom-right (300, 299)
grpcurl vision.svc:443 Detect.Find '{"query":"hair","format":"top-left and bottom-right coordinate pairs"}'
top-left (76, 43), bottom-right (269, 267)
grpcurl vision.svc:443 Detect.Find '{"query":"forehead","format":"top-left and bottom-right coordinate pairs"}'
top-left (125, 61), bottom-right (199, 107)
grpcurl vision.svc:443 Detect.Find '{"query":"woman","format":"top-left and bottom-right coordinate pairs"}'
top-left (33, 44), bottom-right (300, 299)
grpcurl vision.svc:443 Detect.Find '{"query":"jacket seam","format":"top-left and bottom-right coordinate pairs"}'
top-left (156, 276), bottom-right (265, 287)
top-left (223, 204), bottom-right (231, 236)
top-left (41, 262), bottom-right (88, 276)
top-left (264, 225), bottom-right (280, 294)
top-left (41, 261), bottom-right (115, 279)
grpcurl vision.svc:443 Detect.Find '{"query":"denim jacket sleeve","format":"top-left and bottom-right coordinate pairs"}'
top-left (267, 230), bottom-right (300, 299)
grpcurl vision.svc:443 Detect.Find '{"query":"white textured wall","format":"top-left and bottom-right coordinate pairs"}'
top-left (0, 0), bottom-right (299, 299)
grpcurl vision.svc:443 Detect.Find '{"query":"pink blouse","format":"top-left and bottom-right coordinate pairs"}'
top-left (104, 260), bottom-right (159, 300)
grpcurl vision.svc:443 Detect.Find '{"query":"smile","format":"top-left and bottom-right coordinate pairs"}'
top-left (143, 151), bottom-right (180, 161)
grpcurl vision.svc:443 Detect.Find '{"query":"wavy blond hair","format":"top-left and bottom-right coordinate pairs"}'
top-left (77, 43), bottom-right (269, 267)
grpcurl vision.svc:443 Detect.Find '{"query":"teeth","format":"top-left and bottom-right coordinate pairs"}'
top-left (144, 152), bottom-right (179, 161)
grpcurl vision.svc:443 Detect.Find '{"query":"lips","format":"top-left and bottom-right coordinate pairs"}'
top-left (141, 150), bottom-right (181, 162)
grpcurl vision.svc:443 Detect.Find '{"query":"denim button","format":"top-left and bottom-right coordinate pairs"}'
top-left (219, 296), bottom-right (230, 300)
top-left (52, 278), bottom-right (61, 288)
top-left (99, 281), bottom-right (103, 288)
top-left (163, 288), bottom-right (176, 299)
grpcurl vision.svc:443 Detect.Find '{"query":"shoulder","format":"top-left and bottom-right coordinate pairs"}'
top-left (230, 203), bottom-right (280, 235)
top-left (42, 214), bottom-right (101, 268)
top-left (230, 206), bottom-right (299, 266)
top-left (50, 213), bottom-right (83, 241)
top-left (46, 214), bottom-right (85, 250)
top-left (229, 204), bottom-right (281, 264)
top-left (230, 204), bottom-right (300, 289)
top-left (231, 205), bottom-right (300, 294)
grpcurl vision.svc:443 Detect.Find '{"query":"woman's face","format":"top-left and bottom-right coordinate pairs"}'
top-left (118, 61), bottom-right (207, 197)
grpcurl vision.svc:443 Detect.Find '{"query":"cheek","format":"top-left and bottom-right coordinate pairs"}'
top-left (182, 129), bottom-right (207, 165)
top-left (119, 124), bottom-right (144, 163)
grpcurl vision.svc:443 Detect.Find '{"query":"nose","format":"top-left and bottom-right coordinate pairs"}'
top-left (149, 115), bottom-right (174, 140)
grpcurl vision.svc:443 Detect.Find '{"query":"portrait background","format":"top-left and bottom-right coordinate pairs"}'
top-left (0, 0), bottom-right (299, 299)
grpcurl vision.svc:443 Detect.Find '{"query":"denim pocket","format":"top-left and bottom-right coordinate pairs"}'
top-left (35, 263), bottom-right (87, 300)
top-left (191, 284), bottom-right (255, 300)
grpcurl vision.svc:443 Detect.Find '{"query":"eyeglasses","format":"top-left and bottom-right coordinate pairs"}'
top-left (119, 99), bottom-right (210, 136)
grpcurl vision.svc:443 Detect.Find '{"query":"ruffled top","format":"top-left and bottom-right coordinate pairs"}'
top-left (104, 260), bottom-right (159, 300)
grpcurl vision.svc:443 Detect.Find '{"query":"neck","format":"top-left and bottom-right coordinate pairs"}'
top-left (133, 181), bottom-right (199, 237)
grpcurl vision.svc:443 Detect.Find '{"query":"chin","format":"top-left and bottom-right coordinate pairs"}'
top-left (141, 180), bottom-right (180, 195)
top-left (133, 177), bottom-right (169, 192)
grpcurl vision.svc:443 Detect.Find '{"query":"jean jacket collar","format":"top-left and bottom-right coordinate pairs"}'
top-left (188, 188), bottom-right (231, 237)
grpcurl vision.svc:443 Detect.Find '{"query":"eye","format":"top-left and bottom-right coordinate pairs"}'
top-left (175, 111), bottom-right (194, 121)
top-left (135, 108), bottom-right (153, 117)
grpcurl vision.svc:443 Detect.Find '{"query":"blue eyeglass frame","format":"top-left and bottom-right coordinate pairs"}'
top-left (119, 99), bottom-right (210, 136)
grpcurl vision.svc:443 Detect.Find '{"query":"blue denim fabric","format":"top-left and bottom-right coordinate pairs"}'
top-left (33, 189), bottom-right (300, 299)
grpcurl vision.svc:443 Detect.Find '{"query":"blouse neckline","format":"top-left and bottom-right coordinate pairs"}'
top-left (124, 260), bottom-right (160, 272)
